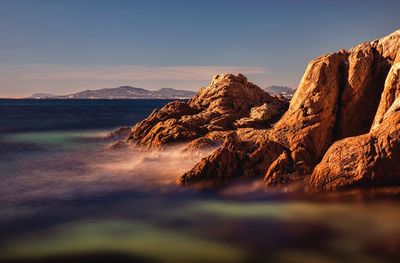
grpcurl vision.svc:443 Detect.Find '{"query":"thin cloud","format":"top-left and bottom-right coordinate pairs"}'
top-left (0, 64), bottom-right (268, 81)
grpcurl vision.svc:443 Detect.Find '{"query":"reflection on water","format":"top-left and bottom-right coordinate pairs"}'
top-left (0, 100), bottom-right (399, 263)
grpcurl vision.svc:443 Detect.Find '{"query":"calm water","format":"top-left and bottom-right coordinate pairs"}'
top-left (0, 99), bottom-right (399, 263)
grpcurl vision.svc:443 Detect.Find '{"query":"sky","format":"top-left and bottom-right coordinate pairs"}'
top-left (0, 0), bottom-right (399, 97)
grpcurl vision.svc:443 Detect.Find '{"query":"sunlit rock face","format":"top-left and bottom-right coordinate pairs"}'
top-left (125, 73), bottom-right (288, 149)
top-left (311, 44), bottom-right (400, 190)
top-left (119, 30), bottom-right (400, 190)
top-left (179, 30), bottom-right (400, 189)
top-left (310, 100), bottom-right (400, 190)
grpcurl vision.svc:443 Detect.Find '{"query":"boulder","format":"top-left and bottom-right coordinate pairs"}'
top-left (310, 53), bottom-right (400, 190)
top-left (116, 30), bottom-right (400, 190)
top-left (234, 100), bottom-right (288, 128)
top-left (127, 101), bottom-right (200, 148)
top-left (310, 98), bottom-right (400, 189)
top-left (335, 42), bottom-right (390, 139)
top-left (178, 30), bottom-right (400, 188)
top-left (126, 73), bottom-right (288, 148)
top-left (106, 127), bottom-right (132, 141)
top-left (271, 52), bottom-right (344, 168)
top-left (180, 133), bottom-right (251, 185)
top-left (371, 54), bottom-right (400, 129)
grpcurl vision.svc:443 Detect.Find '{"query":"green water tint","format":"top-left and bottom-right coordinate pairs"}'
top-left (2, 200), bottom-right (399, 263)
top-left (4, 130), bottom-right (108, 150)
top-left (1, 220), bottom-right (247, 263)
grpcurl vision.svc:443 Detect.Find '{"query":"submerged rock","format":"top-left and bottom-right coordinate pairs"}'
top-left (106, 127), bottom-right (132, 141)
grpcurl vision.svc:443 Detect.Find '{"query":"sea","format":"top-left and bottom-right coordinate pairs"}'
top-left (0, 99), bottom-right (399, 263)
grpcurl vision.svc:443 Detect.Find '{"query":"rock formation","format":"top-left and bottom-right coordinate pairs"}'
top-left (310, 44), bottom-right (400, 190)
top-left (106, 127), bottom-right (132, 141)
top-left (126, 73), bottom-right (288, 149)
top-left (310, 100), bottom-right (400, 189)
top-left (120, 30), bottom-right (400, 190)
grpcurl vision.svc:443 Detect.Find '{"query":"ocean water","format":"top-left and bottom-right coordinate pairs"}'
top-left (0, 99), bottom-right (399, 263)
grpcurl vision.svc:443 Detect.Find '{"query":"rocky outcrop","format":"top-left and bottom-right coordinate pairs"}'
top-left (127, 101), bottom-right (200, 148)
top-left (106, 127), bottom-right (132, 141)
top-left (180, 129), bottom-right (285, 185)
top-left (126, 73), bottom-right (288, 149)
top-left (335, 43), bottom-right (390, 139)
top-left (371, 57), bottom-right (400, 129)
top-left (117, 30), bottom-right (400, 190)
top-left (310, 98), bottom-right (400, 189)
top-left (182, 136), bottom-right (222, 155)
top-left (180, 30), bottom-right (400, 189)
top-left (271, 53), bottom-right (344, 168)
top-left (180, 133), bottom-right (252, 184)
top-left (234, 102), bottom-right (285, 128)
top-left (310, 49), bottom-right (400, 190)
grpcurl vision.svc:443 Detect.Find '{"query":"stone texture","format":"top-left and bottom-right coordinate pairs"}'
top-left (117, 30), bottom-right (400, 190)
top-left (180, 30), bottom-right (400, 189)
top-left (371, 55), bottom-right (400, 129)
top-left (106, 127), bottom-right (132, 141)
top-left (180, 133), bottom-right (250, 185)
top-left (182, 137), bottom-right (222, 155)
top-left (126, 73), bottom-right (288, 149)
top-left (271, 53), bottom-right (344, 168)
top-left (336, 42), bottom-right (390, 139)
top-left (310, 50), bottom-right (400, 190)
top-left (234, 100), bottom-right (288, 128)
top-left (373, 30), bottom-right (400, 61)
top-left (127, 101), bottom-right (200, 148)
top-left (310, 97), bottom-right (400, 190)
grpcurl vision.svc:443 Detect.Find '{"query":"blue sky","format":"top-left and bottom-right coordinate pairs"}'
top-left (0, 0), bottom-right (399, 97)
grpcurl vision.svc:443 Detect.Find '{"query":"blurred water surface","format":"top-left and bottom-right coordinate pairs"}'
top-left (0, 99), bottom-right (399, 263)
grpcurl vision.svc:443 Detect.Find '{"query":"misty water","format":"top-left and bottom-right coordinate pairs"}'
top-left (0, 99), bottom-right (399, 263)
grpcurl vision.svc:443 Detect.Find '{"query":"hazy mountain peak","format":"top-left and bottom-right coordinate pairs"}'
top-left (29, 93), bottom-right (58, 99)
top-left (28, 86), bottom-right (197, 99)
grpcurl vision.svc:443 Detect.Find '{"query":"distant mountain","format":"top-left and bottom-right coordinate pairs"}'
top-left (28, 86), bottom-right (197, 99)
top-left (151, 88), bottom-right (197, 99)
top-left (29, 93), bottom-right (58, 99)
top-left (263, 86), bottom-right (295, 97)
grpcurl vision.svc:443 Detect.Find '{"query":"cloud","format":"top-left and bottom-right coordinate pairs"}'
top-left (0, 64), bottom-right (268, 82)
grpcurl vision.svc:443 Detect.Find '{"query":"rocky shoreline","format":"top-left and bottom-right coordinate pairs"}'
top-left (112, 30), bottom-right (400, 190)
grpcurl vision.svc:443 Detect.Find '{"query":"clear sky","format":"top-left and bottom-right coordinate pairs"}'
top-left (0, 0), bottom-right (399, 97)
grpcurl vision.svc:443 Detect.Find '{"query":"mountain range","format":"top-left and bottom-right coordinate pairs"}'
top-left (28, 86), bottom-right (197, 99)
top-left (263, 85), bottom-right (295, 95)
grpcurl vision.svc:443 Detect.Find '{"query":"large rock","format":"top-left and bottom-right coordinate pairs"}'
top-left (271, 53), bottom-right (344, 168)
top-left (115, 30), bottom-right (400, 190)
top-left (234, 101), bottom-right (286, 128)
top-left (180, 133), bottom-right (251, 185)
top-left (126, 73), bottom-right (288, 149)
top-left (180, 129), bottom-right (285, 185)
top-left (371, 55), bottom-right (400, 129)
top-left (336, 43), bottom-right (390, 139)
top-left (180, 30), bottom-right (400, 188)
top-left (182, 52), bottom-right (346, 185)
top-left (106, 127), bottom-right (132, 141)
top-left (310, 97), bottom-right (400, 190)
top-left (310, 52), bottom-right (400, 190)
top-left (127, 101), bottom-right (200, 148)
